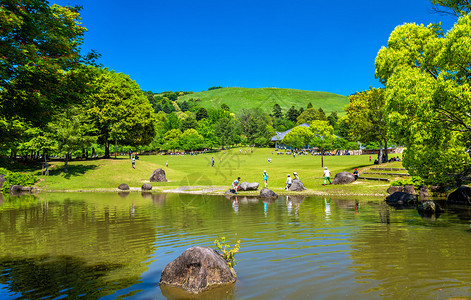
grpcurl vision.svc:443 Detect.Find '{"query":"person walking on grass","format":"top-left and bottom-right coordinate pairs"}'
top-left (132, 156), bottom-right (136, 169)
top-left (323, 167), bottom-right (332, 185)
top-left (263, 170), bottom-right (268, 188)
top-left (211, 157), bottom-right (215, 167)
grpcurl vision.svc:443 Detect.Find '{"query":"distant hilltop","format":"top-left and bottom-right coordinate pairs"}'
top-left (177, 87), bottom-right (348, 115)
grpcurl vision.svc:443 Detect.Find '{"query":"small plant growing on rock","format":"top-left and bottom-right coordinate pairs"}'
top-left (214, 237), bottom-right (240, 268)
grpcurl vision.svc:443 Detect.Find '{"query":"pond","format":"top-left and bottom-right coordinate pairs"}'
top-left (0, 192), bottom-right (471, 299)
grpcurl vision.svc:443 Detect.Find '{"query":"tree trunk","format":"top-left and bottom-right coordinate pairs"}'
top-left (104, 141), bottom-right (110, 158)
top-left (378, 141), bottom-right (383, 165)
top-left (64, 153), bottom-right (69, 173)
top-left (384, 139), bottom-right (388, 162)
top-left (114, 139), bottom-right (117, 159)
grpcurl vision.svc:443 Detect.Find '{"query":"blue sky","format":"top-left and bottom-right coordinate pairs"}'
top-left (55, 0), bottom-right (456, 96)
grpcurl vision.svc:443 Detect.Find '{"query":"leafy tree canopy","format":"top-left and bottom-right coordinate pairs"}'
top-left (375, 14), bottom-right (471, 184)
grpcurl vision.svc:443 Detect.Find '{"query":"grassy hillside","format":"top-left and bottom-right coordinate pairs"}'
top-left (178, 87), bottom-right (348, 115)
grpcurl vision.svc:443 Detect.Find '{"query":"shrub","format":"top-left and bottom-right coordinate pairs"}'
top-left (0, 169), bottom-right (38, 191)
top-left (214, 237), bottom-right (241, 268)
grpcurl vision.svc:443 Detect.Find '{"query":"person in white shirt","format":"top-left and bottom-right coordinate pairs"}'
top-left (323, 167), bottom-right (332, 185)
top-left (285, 174), bottom-right (293, 190)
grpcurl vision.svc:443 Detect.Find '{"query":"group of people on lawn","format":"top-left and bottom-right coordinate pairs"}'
top-left (230, 167), bottom-right (336, 194)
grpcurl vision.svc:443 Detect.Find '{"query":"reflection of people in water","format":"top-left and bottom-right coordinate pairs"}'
top-left (232, 197), bottom-right (239, 213)
top-left (286, 196), bottom-right (293, 215)
top-left (355, 201), bottom-right (360, 214)
top-left (324, 198), bottom-right (331, 218)
top-left (264, 202), bottom-right (268, 217)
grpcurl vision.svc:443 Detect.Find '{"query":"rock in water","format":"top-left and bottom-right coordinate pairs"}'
top-left (385, 191), bottom-right (417, 207)
top-left (141, 183), bottom-right (152, 191)
top-left (288, 179), bottom-right (306, 191)
top-left (150, 168), bottom-right (168, 182)
top-left (159, 246), bottom-right (236, 294)
top-left (260, 188), bottom-right (277, 198)
top-left (239, 182), bottom-right (259, 191)
top-left (448, 186), bottom-right (471, 205)
top-left (332, 172), bottom-right (355, 185)
top-left (118, 183), bottom-right (129, 190)
top-left (418, 201), bottom-right (443, 215)
top-left (387, 186), bottom-right (403, 194)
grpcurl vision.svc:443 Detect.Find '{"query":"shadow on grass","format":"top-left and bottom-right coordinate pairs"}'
top-left (49, 164), bottom-right (99, 179)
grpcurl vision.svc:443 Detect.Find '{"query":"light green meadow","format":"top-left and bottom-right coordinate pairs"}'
top-left (34, 147), bottom-right (404, 196)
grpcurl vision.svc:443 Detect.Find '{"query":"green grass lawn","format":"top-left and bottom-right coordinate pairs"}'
top-left (178, 87), bottom-right (348, 116)
top-left (34, 148), bottom-right (402, 196)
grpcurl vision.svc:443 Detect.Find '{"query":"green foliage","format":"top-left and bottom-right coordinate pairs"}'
top-left (214, 237), bottom-right (241, 268)
top-left (391, 176), bottom-right (425, 188)
top-left (86, 68), bottom-right (156, 157)
top-left (375, 15), bottom-right (471, 185)
top-left (196, 107), bottom-right (209, 121)
top-left (208, 86), bottom-right (223, 91)
top-left (272, 104), bottom-right (283, 119)
top-left (296, 108), bottom-right (327, 125)
top-left (0, 168), bottom-right (38, 191)
top-left (286, 106), bottom-right (300, 122)
top-left (282, 126), bottom-right (314, 149)
top-left (431, 0), bottom-right (471, 17)
top-left (180, 129), bottom-right (204, 150)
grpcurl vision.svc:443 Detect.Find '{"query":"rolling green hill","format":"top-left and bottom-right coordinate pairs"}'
top-left (178, 87), bottom-right (348, 115)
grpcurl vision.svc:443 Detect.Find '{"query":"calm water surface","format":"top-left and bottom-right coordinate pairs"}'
top-left (1, 192), bottom-right (471, 299)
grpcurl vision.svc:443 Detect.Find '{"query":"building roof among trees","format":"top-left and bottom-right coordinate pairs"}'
top-left (271, 123), bottom-right (310, 141)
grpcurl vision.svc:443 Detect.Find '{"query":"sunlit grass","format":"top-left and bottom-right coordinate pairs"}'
top-left (34, 147), bottom-right (402, 195)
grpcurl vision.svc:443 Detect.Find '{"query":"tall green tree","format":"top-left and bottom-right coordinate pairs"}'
top-left (86, 68), bottom-right (156, 158)
top-left (180, 129), bottom-right (204, 151)
top-left (375, 14), bottom-right (471, 185)
top-left (282, 126), bottom-right (313, 149)
top-left (0, 1), bottom-right (98, 126)
top-left (272, 104), bottom-right (283, 118)
top-left (48, 108), bottom-right (96, 172)
top-left (346, 88), bottom-right (389, 164)
top-left (285, 106), bottom-right (299, 122)
top-left (214, 117), bottom-right (237, 148)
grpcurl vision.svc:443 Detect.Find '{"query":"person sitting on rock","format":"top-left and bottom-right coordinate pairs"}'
top-left (293, 171), bottom-right (299, 180)
top-left (285, 174), bottom-right (292, 190)
top-left (353, 168), bottom-right (359, 179)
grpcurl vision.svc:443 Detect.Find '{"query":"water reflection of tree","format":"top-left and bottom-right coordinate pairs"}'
top-left (348, 205), bottom-right (471, 298)
top-left (0, 255), bottom-right (130, 299)
top-left (0, 193), bottom-right (158, 298)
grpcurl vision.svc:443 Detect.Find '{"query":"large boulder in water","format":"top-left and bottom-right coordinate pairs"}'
top-left (448, 186), bottom-right (471, 205)
top-left (333, 172), bottom-right (355, 185)
top-left (288, 179), bottom-right (306, 191)
top-left (159, 246), bottom-right (236, 294)
top-left (239, 181), bottom-right (259, 191)
top-left (150, 168), bottom-right (168, 182)
top-left (418, 200), bottom-right (443, 216)
top-left (260, 188), bottom-right (277, 198)
top-left (385, 191), bottom-right (418, 207)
